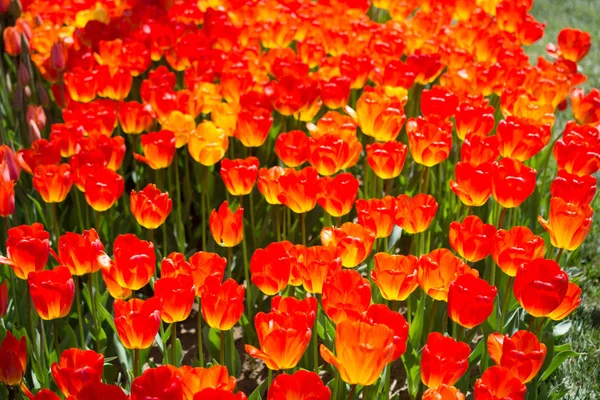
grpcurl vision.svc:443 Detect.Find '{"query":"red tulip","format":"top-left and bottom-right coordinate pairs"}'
top-left (421, 332), bottom-right (470, 388)
top-left (267, 370), bottom-right (330, 400)
top-left (114, 297), bottom-right (162, 349)
top-left (474, 366), bottom-right (526, 400)
top-left (28, 267), bottom-right (74, 321)
top-left (154, 275), bottom-right (196, 323)
top-left (250, 242), bottom-right (292, 296)
top-left (0, 223), bottom-right (49, 280)
top-left (131, 365), bottom-right (183, 400)
top-left (449, 215), bottom-right (496, 262)
top-left (0, 332), bottom-right (27, 386)
top-left (513, 258), bottom-right (569, 317)
top-left (322, 270), bottom-right (371, 324)
top-left (51, 348), bottom-right (104, 398)
top-left (448, 274), bottom-right (497, 329)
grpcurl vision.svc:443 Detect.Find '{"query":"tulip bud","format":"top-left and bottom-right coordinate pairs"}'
top-left (50, 42), bottom-right (66, 71)
top-left (17, 62), bottom-right (29, 87)
top-left (37, 82), bottom-right (50, 107)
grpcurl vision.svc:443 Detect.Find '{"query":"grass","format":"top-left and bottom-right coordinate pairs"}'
top-left (528, 1), bottom-right (600, 397)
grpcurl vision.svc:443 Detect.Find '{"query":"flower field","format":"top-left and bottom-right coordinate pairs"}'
top-left (0, 0), bottom-right (598, 399)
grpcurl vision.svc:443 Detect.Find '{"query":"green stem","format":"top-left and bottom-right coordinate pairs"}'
top-left (241, 224), bottom-right (252, 321)
top-left (301, 213), bottom-right (306, 246)
top-left (74, 190), bottom-right (85, 232)
top-left (555, 248), bottom-right (564, 264)
top-left (275, 205), bottom-right (281, 242)
top-left (497, 206), bottom-right (507, 229)
top-left (267, 368), bottom-right (273, 390)
top-left (74, 276), bottom-right (86, 348)
top-left (383, 365), bottom-right (391, 399)
top-left (220, 330), bottom-right (225, 365)
top-left (171, 322), bottom-right (177, 366)
top-left (249, 191), bottom-right (256, 246)
top-left (162, 222), bottom-right (168, 257)
top-left (347, 385), bottom-right (356, 400)
top-left (174, 154), bottom-right (185, 252)
top-left (230, 329), bottom-right (235, 375)
top-left (134, 349), bottom-right (140, 377)
top-left (313, 297), bottom-right (320, 372)
top-left (27, 286), bottom-right (39, 356)
top-left (228, 246), bottom-right (233, 279)
top-left (197, 299), bottom-right (204, 367)
top-left (89, 273), bottom-right (99, 351)
top-left (51, 202), bottom-right (60, 246)
top-left (201, 167), bottom-right (207, 251)
top-left (53, 320), bottom-right (60, 355)
top-left (500, 277), bottom-right (514, 333)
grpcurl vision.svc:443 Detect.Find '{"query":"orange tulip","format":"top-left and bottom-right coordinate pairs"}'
top-left (275, 130), bottom-right (309, 168)
top-left (97, 66), bottom-right (133, 101)
top-left (423, 385), bottom-right (465, 400)
top-left (421, 86), bottom-right (458, 120)
top-left (320, 320), bottom-right (394, 386)
top-left (154, 275), bottom-right (196, 323)
top-left (547, 282), bottom-right (582, 321)
top-left (538, 197), bottom-right (593, 251)
top-left (245, 311), bottom-right (312, 370)
top-left (449, 216), bottom-right (496, 262)
top-left (296, 245), bottom-right (342, 294)
top-left (460, 134), bottom-right (499, 167)
top-left (316, 173), bottom-right (359, 217)
top-left (356, 196), bottom-right (396, 239)
top-left (474, 366), bottom-right (526, 400)
top-left (220, 157), bottom-right (260, 196)
top-left (79, 135), bottom-right (126, 171)
top-left (492, 226), bottom-right (546, 277)
top-left (179, 365), bottom-right (236, 400)
top-left (362, 304), bottom-right (409, 360)
top-left (322, 269), bottom-right (371, 324)
top-left (75, 382), bottom-right (129, 400)
top-left (455, 103), bottom-right (495, 140)
top-left (307, 134), bottom-right (349, 177)
top-left (395, 194), bottom-right (438, 234)
top-left (553, 122), bottom-right (600, 176)
top-left (250, 242), bottom-right (292, 296)
top-left (134, 130), bottom-right (177, 170)
top-left (235, 107), bottom-right (273, 148)
top-left (110, 234), bottom-right (156, 291)
top-left (497, 117), bottom-right (551, 161)
top-left (162, 110), bottom-right (195, 148)
top-left (84, 168), bottom-right (125, 212)
top-left (372, 253), bottom-right (419, 301)
top-left (568, 88), bottom-right (600, 127)
top-left (58, 229), bottom-right (109, 276)
top-left (320, 222), bottom-right (375, 268)
top-left (487, 330), bottom-right (547, 383)
top-left (418, 249), bottom-right (479, 302)
top-left (448, 274), bottom-right (497, 329)
top-left (513, 258), bottom-right (569, 317)
top-left (160, 252), bottom-right (190, 278)
top-left (0, 180), bottom-right (15, 217)
top-left (277, 167), bottom-right (320, 214)
top-left (449, 162), bottom-right (493, 207)
top-left (0, 223), bottom-right (49, 280)
top-left (188, 121), bottom-right (229, 166)
top-left (257, 166), bottom-right (285, 205)
top-left (356, 88), bottom-right (406, 142)
top-left (32, 164), bottom-right (72, 203)
top-left (271, 296), bottom-right (318, 326)
top-left (50, 348), bottom-right (104, 398)
top-left (28, 267), bottom-right (74, 321)
top-left (421, 332), bottom-right (470, 388)
top-left (118, 101), bottom-right (154, 134)
top-left (130, 184), bottom-right (173, 230)
top-left (285, 243), bottom-right (306, 287)
top-left (209, 201), bottom-right (244, 247)
top-left (267, 370), bottom-right (330, 400)
top-left (319, 76), bottom-right (351, 109)
top-left (366, 141), bottom-right (408, 180)
top-left (193, 388), bottom-right (247, 400)
top-left (491, 158), bottom-right (536, 209)
top-left (131, 365), bottom-right (183, 399)
top-left (0, 332), bottom-right (27, 386)
top-left (113, 297), bottom-right (162, 349)
top-left (407, 116), bottom-right (453, 167)
top-left (550, 170), bottom-right (596, 207)
top-left (185, 252), bottom-right (227, 297)
top-left (200, 277), bottom-right (245, 331)
top-left (550, 28), bottom-right (591, 62)
top-left (3, 27), bottom-right (22, 56)
top-left (101, 264), bottom-right (132, 300)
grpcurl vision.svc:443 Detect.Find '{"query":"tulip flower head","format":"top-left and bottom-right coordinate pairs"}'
top-left (395, 194), bottom-right (438, 234)
top-left (267, 370), bottom-right (331, 400)
top-left (110, 234), bottom-right (156, 291)
top-left (113, 297), bottom-right (162, 349)
top-left (0, 223), bottom-right (50, 280)
top-left (28, 267), bottom-right (75, 321)
top-left (250, 241), bottom-right (292, 296)
top-left (474, 366), bottom-right (526, 400)
top-left (538, 197), bottom-right (593, 251)
top-left (372, 253), bottom-right (419, 301)
top-left (50, 348), bottom-right (104, 398)
top-left (0, 332), bottom-right (27, 386)
top-left (200, 277), bottom-right (245, 331)
top-left (58, 229), bottom-right (109, 276)
top-left (84, 168), bottom-right (125, 212)
top-left (449, 215), bottom-right (497, 262)
top-left (134, 130), bottom-right (177, 170)
top-left (487, 330), bottom-right (547, 383)
top-left (418, 249), bottom-right (478, 302)
top-left (130, 184), bottom-right (173, 230)
top-left (220, 157), bottom-right (260, 196)
top-left (492, 226), bottom-right (546, 277)
top-left (33, 164), bottom-right (72, 203)
top-left (421, 332), bottom-right (470, 388)
top-left (209, 201), bottom-right (244, 247)
top-left (154, 274), bottom-right (196, 323)
top-left (131, 365), bottom-right (184, 400)
top-left (320, 223), bottom-right (375, 268)
top-left (322, 269), bottom-right (371, 324)
top-left (317, 173), bottom-right (360, 218)
top-left (448, 274), bottom-right (497, 329)
top-left (513, 258), bottom-right (569, 317)
top-left (179, 364), bottom-right (237, 399)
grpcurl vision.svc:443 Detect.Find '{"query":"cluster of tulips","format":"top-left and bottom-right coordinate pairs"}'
top-left (0, 0), bottom-right (598, 398)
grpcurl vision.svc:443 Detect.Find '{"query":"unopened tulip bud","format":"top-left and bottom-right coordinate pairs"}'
top-left (17, 62), bottom-right (29, 87)
top-left (50, 42), bottom-right (66, 71)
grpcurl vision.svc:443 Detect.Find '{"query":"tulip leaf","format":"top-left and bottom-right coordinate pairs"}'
top-left (401, 340), bottom-right (421, 398)
top-left (469, 339), bottom-right (485, 364)
top-left (248, 381), bottom-right (264, 400)
top-left (387, 225), bottom-right (403, 253)
top-left (552, 321), bottom-right (572, 338)
top-left (541, 350), bottom-right (581, 381)
top-left (26, 194), bottom-right (47, 226)
top-left (408, 293), bottom-right (425, 349)
top-left (97, 302), bottom-right (116, 333)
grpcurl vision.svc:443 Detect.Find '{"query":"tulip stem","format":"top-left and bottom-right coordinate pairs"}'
top-left (241, 228), bottom-right (252, 321)
top-left (347, 385), bottom-right (356, 400)
top-left (197, 299), bottom-right (204, 367)
top-left (275, 205), bottom-right (281, 242)
top-left (425, 300), bottom-right (438, 342)
top-left (27, 286), bottom-right (39, 357)
top-left (228, 247), bottom-right (233, 279)
top-left (267, 368), bottom-right (272, 389)
top-left (171, 322), bottom-right (177, 366)
top-left (51, 203), bottom-right (60, 246)
top-left (174, 154), bottom-right (185, 252)
top-left (74, 276), bottom-right (86, 348)
top-left (133, 349), bottom-right (140, 377)
top-left (249, 193), bottom-right (256, 247)
top-left (384, 365), bottom-right (391, 398)
top-left (40, 319), bottom-right (49, 370)
top-left (313, 298), bottom-right (319, 372)
top-left (201, 166), bottom-right (207, 251)
top-left (53, 320), bottom-right (60, 355)
top-left (555, 248), bottom-right (564, 264)
top-left (162, 222), bottom-right (168, 257)
top-left (230, 329), bottom-right (236, 375)
top-left (301, 213), bottom-right (306, 246)
top-left (497, 206), bottom-right (507, 229)
top-left (220, 330), bottom-right (225, 365)
top-left (500, 277), bottom-right (514, 333)
top-left (88, 273), bottom-right (99, 352)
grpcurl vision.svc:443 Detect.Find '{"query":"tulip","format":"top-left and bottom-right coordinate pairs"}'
top-left (362, 304), bottom-right (409, 360)
top-left (220, 157), bottom-right (260, 196)
top-left (58, 229), bottom-right (109, 276)
top-left (0, 223), bottom-right (49, 280)
top-left (0, 332), bottom-right (27, 386)
top-left (76, 382), bottom-right (129, 400)
top-left (474, 366), bottom-right (526, 400)
top-left (513, 258), bottom-right (569, 317)
top-left (487, 330), bottom-right (547, 383)
top-left (17, 139), bottom-right (61, 175)
top-left (395, 194), bottom-right (438, 234)
top-left (296, 245), bottom-right (342, 294)
top-left (50, 348), bottom-right (104, 398)
top-left (449, 215), bottom-right (497, 262)
top-left (420, 86), bottom-right (458, 120)
top-left (188, 121), bottom-right (229, 166)
top-left (97, 66), bottom-right (133, 101)
top-left (134, 130), bottom-right (177, 170)
top-left (28, 267), bottom-right (74, 321)
top-left (131, 365), bottom-right (184, 400)
top-left (320, 320), bottom-right (395, 386)
top-left (277, 167), bottom-right (320, 214)
top-left (64, 69), bottom-right (98, 103)
top-left (209, 201), bottom-right (244, 247)
top-left (0, 281), bottom-right (7, 318)
top-left (160, 252), bottom-right (190, 278)
top-left (322, 269), bottom-right (371, 324)
top-left (497, 117), bottom-right (551, 161)
top-left (455, 103), bottom-right (495, 140)
top-left (568, 89), bottom-right (600, 127)
top-left (538, 197), bottom-right (593, 251)
top-left (307, 134), bottom-right (349, 176)
top-left (32, 164), bottom-right (72, 203)
top-left (257, 166), bottom-right (285, 205)
top-left (111, 234), bottom-right (156, 291)
top-left (80, 135), bottom-right (126, 171)
top-left (179, 365), bottom-right (237, 399)
top-left (101, 265), bottom-right (132, 300)
top-left (0, 145), bottom-right (20, 182)
top-left (356, 88), bottom-right (405, 142)
top-left (449, 161), bottom-right (493, 207)
top-left (162, 110), bottom-right (196, 148)
top-left (418, 249), bottom-right (479, 302)
top-left (372, 253), bottom-right (419, 301)
top-left (271, 296), bottom-right (318, 326)
top-left (187, 252), bottom-right (227, 297)
top-left (553, 122), bottom-right (600, 176)
top-left (267, 370), bottom-right (331, 400)
top-left (316, 173), bottom-right (359, 217)
top-left (421, 332), bottom-right (471, 388)
top-left (3, 27), bottom-right (22, 56)
top-left (154, 275), bottom-right (196, 323)
top-left (550, 170), bottom-right (596, 206)
top-left (356, 196), bottom-right (396, 239)
top-left (423, 385), bottom-right (465, 400)
top-left (448, 274), bottom-right (497, 329)
top-left (130, 184), bottom-right (173, 230)
top-left (250, 242), bottom-right (292, 296)
top-left (547, 282), bottom-right (582, 321)
top-left (193, 388), bottom-right (247, 400)
top-left (264, 75), bottom-right (319, 116)
top-left (461, 134), bottom-right (499, 167)
top-left (275, 130), bottom-right (310, 168)
top-left (245, 311), bottom-right (312, 370)
top-left (21, 388), bottom-right (61, 400)
top-left (235, 107), bottom-right (273, 148)
top-left (285, 243), bottom-right (306, 287)
top-left (118, 101), bottom-right (154, 134)
top-left (200, 277), bottom-right (245, 331)
top-left (492, 226), bottom-right (546, 277)
top-left (407, 116), bottom-right (453, 167)
top-left (69, 150), bottom-right (108, 192)
top-left (84, 168), bottom-right (125, 212)
top-left (319, 75), bottom-right (351, 109)
top-left (0, 180), bottom-right (15, 217)
top-left (62, 100), bottom-right (117, 137)
top-left (554, 28), bottom-right (591, 62)
top-left (366, 141), bottom-right (408, 180)
top-left (114, 297), bottom-right (162, 349)
top-left (491, 158), bottom-right (536, 209)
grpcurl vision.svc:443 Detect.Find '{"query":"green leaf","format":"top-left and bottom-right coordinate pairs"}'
top-left (387, 226), bottom-right (403, 252)
top-left (401, 340), bottom-right (420, 398)
top-left (408, 292), bottom-right (425, 349)
top-left (552, 321), bottom-right (572, 338)
top-left (97, 302), bottom-right (116, 333)
top-left (541, 351), bottom-right (581, 381)
top-left (248, 381), bottom-right (265, 400)
top-left (469, 340), bottom-right (485, 364)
